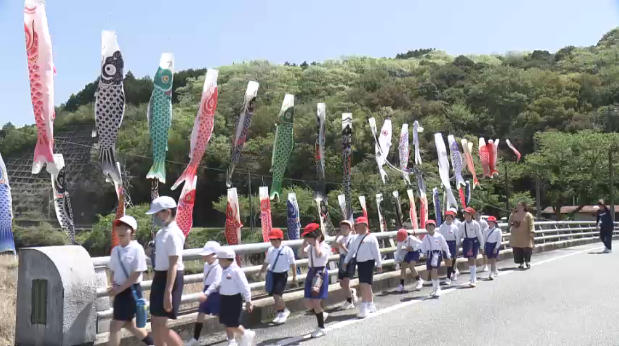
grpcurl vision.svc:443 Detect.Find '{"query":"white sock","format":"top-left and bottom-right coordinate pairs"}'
top-left (470, 266), bottom-right (477, 281)
top-left (433, 279), bottom-right (439, 289)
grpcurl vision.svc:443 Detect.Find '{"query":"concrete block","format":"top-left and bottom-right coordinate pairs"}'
top-left (16, 246), bottom-right (97, 346)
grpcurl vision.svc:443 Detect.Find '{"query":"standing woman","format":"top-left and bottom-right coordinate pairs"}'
top-left (344, 216), bottom-right (383, 318)
top-left (596, 199), bottom-right (613, 253)
top-left (300, 223), bottom-right (332, 338)
top-left (509, 202), bottom-right (535, 269)
top-left (107, 216), bottom-right (154, 346)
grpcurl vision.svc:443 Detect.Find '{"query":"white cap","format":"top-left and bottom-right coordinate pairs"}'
top-left (114, 215), bottom-right (138, 231)
top-left (448, 207), bottom-right (458, 214)
top-left (146, 196), bottom-right (177, 215)
top-left (217, 248), bottom-right (236, 259)
top-left (200, 241), bottom-right (221, 256)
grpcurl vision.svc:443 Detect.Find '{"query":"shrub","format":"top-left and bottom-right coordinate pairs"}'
top-left (13, 222), bottom-right (70, 248)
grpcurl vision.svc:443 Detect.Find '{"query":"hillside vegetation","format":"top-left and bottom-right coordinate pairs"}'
top-left (4, 29), bottom-right (619, 237)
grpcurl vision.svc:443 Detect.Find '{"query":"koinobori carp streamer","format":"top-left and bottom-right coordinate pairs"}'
top-left (0, 152), bottom-right (15, 255)
top-left (269, 95), bottom-right (295, 201)
top-left (227, 81), bottom-right (259, 187)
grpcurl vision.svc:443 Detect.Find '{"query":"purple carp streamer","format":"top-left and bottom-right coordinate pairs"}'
top-left (227, 81), bottom-right (259, 187)
top-left (0, 152), bottom-right (15, 255)
top-left (399, 124), bottom-right (411, 185)
top-left (287, 193), bottom-right (301, 240)
top-left (342, 112), bottom-right (353, 221)
top-left (433, 187), bottom-right (442, 225)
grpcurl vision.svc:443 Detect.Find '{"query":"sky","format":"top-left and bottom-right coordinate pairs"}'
top-left (1, 0), bottom-right (618, 127)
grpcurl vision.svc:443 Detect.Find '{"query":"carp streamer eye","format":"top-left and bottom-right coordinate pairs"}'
top-left (162, 75), bottom-right (170, 83)
top-left (104, 64), bottom-right (117, 76)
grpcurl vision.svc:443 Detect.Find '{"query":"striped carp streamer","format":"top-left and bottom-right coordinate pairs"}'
top-left (461, 138), bottom-right (479, 188)
top-left (506, 139), bottom-right (522, 162)
top-left (488, 139), bottom-right (499, 177)
top-left (270, 95), bottom-right (295, 201)
top-left (342, 113), bottom-right (354, 221)
top-left (24, 0), bottom-right (63, 175)
top-left (224, 188), bottom-right (243, 264)
top-left (359, 196), bottom-right (369, 221)
top-left (434, 133), bottom-right (458, 209)
top-left (479, 137), bottom-right (491, 178)
top-left (413, 121), bottom-right (423, 165)
top-left (111, 163), bottom-right (125, 249)
top-left (406, 189), bottom-right (419, 230)
top-left (433, 187), bottom-right (442, 225)
top-left (227, 81), bottom-right (259, 187)
top-left (414, 168), bottom-right (429, 228)
top-left (0, 152), bottom-right (15, 255)
top-left (259, 186), bottom-right (273, 243)
top-left (176, 176), bottom-right (197, 237)
top-left (287, 193), bottom-right (301, 240)
top-left (368, 117), bottom-right (392, 183)
top-left (146, 53), bottom-right (174, 184)
top-left (399, 124), bottom-right (411, 185)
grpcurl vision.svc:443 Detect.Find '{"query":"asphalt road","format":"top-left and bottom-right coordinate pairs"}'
top-left (197, 241), bottom-right (618, 346)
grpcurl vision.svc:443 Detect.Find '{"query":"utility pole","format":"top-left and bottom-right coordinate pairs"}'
top-left (535, 175), bottom-right (542, 219)
top-left (248, 169), bottom-right (254, 232)
top-left (505, 164), bottom-right (510, 214)
top-left (610, 149), bottom-right (615, 222)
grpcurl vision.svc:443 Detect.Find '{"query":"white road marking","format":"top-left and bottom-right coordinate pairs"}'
top-left (269, 244), bottom-right (604, 345)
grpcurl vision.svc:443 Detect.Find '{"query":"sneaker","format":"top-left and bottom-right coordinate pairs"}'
top-left (453, 270), bottom-right (459, 280)
top-left (397, 284), bottom-right (404, 292)
top-left (469, 281), bottom-right (477, 287)
top-left (608, 249), bottom-right (613, 253)
top-left (241, 330), bottom-right (255, 346)
top-left (351, 288), bottom-right (358, 303)
top-left (185, 339), bottom-right (199, 346)
top-left (415, 279), bottom-right (424, 290)
top-left (434, 287), bottom-right (442, 297)
top-left (368, 303), bottom-right (377, 313)
top-left (277, 309), bottom-right (290, 324)
top-left (341, 301), bottom-right (355, 310)
top-left (488, 273), bottom-right (494, 280)
top-left (481, 265), bottom-right (488, 272)
top-left (357, 305), bottom-right (368, 318)
top-left (444, 278), bottom-right (451, 285)
top-left (525, 263), bottom-right (531, 270)
top-left (518, 264), bottom-right (524, 269)
top-left (311, 328), bottom-right (327, 338)
top-left (323, 311), bottom-right (329, 322)
top-left (429, 287), bottom-right (437, 297)
top-left (227, 340), bottom-right (239, 346)
top-left (272, 312), bottom-right (282, 324)
top-left (493, 270), bottom-right (499, 277)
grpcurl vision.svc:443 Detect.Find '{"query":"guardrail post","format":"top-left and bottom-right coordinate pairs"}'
top-left (94, 265), bottom-right (111, 333)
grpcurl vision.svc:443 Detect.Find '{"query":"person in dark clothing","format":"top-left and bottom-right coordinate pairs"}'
top-left (596, 199), bottom-right (613, 253)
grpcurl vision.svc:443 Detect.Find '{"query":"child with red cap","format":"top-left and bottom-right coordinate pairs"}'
top-left (335, 220), bottom-right (358, 310)
top-left (258, 228), bottom-right (297, 324)
top-left (483, 216), bottom-right (502, 280)
top-left (458, 207), bottom-right (484, 287)
top-left (344, 216), bottom-right (383, 318)
top-left (420, 220), bottom-right (451, 297)
top-left (394, 229), bottom-right (423, 292)
top-left (439, 210), bottom-right (460, 285)
top-left (300, 223), bottom-right (332, 338)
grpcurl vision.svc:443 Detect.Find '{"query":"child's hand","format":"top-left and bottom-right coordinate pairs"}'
top-left (198, 293), bottom-right (208, 303)
top-left (245, 302), bottom-right (253, 313)
top-left (376, 266), bottom-right (383, 273)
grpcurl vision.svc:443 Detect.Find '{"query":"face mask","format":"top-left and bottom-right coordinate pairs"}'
top-left (153, 216), bottom-right (165, 227)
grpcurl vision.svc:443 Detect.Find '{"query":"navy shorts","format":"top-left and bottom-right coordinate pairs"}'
top-left (149, 270), bottom-right (184, 319)
top-left (426, 251), bottom-right (443, 270)
top-left (462, 238), bottom-right (480, 259)
top-left (357, 260), bottom-right (375, 284)
top-left (484, 242), bottom-right (499, 259)
top-left (445, 240), bottom-right (457, 260)
top-left (219, 294), bottom-right (243, 328)
top-left (266, 271), bottom-right (288, 296)
top-left (112, 285), bottom-right (143, 322)
top-left (403, 251), bottom-right (420, 263)
top-left (338, 256), bottom-right (354, 280)
top-left (198, 284), bottom-right (221, 315)
top-left (304, 267), bottom-right (329, 300)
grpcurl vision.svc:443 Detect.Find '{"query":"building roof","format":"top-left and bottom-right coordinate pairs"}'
top-left (540, 205), bottom-right (619, 214)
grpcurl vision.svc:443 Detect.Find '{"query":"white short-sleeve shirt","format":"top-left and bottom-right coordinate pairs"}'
top-left (154, 221), bottom-right (186, 271)
top-left (266, 245), bottom-right (296, 273)
top-left (305, 242), bottom-right (332, 268)
top-left (108, 240), bottom-right (148, 286)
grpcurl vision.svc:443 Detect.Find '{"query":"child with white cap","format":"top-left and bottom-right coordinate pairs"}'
top-left (146, 196), bottom-right (186, 346)
top-left (483, 216), bottom-right (502, 280)
top-left (458, 207), bottom-right (484, 287)
top-left (420, 220), bottom-right (451, 297)
top-left (335, 219), bottom-right (357, 310)
top-left (395, 228), bottom-right (424, 292)
top-left (185, 241), bottom-right (222, 346)
top-left (258, 228), bottom-right (297, 324)
top-left (213, 247), bottom-right (254, 346)
top-left (107, 215), bottom-right (154, 346)
top-left (475, 212), bottom-right (490, 272)
top-left (439, 210), bottom-right (460, 284)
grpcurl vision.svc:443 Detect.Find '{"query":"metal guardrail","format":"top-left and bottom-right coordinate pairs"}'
top-left (94, 221), bottom-right (616, 322)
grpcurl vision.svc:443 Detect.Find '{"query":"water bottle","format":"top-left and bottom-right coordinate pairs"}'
top-left (132, 289), bottom-right (147, 328)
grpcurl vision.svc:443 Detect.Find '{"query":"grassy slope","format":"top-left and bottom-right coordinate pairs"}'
top-left (0, 255), bottom-right (17, 345)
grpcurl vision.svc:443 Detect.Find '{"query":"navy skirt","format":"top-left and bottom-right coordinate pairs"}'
top-left (462, 238), bottom-right (480, 259)
top-left (198, 284), bottom-right (221, 315)
top-left (445, 240), bottom-right (457, 260)
top-left (304, 267), bottom-right (329, 300)
top-left (425, 250), bottom-right (443, 270)
top-left (484, 242), bottom-right (499, 259)
top-left (403, 250), bottom-right (421, 263)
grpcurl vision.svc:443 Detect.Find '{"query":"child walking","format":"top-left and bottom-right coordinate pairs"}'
top-left (107, 216), bottom-right (154, 346)
top-left (395, 229), bottom-right (424, 292)
top-left (258, 228), bottom-right (297, 324)
top-left (475, 212), bottom-right (490, 272)
top-left (420, 220), bottom-right (451, 297)
top-left (459, 207), bottom-right (484, 287)
top-left (209, 247), bottom-right (255, 346)
top-left (300, 223), bottom-right (332, 338)
top-left (439, 210), bottom-right (459, 285)
top-left (336, 220), bottom-right (357, 310)
top-left (344, 216), bottom-right (383, 319)
top-left (186, 241), bottom-right (222, 346)
top-left (483, 216), bottom-right (502, 280)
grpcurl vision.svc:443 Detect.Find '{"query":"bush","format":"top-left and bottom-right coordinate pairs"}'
top-left (13, 222), bottom-right (70, 248)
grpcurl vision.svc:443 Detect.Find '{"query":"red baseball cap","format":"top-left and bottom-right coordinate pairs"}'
top-left (487, 216), bottom-right (497, 223)
top-left (464, 207), bottom-right (476, 215)
top-left (445, 210), bottom-right (456, 217)
top-left (425, 220), bottom-right (437, 227)
top-left (302, 223), bottom-right (321, 237)
top-left (355, 216), bottom-right (369, 226)
top-left (269, 228), bottom-right (284, 240)
top-left (397, 229), bottom-right (408, 242)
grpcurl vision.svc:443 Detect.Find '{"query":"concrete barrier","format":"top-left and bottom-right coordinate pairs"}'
top-left (93, 235), bottom-right (612, 346)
